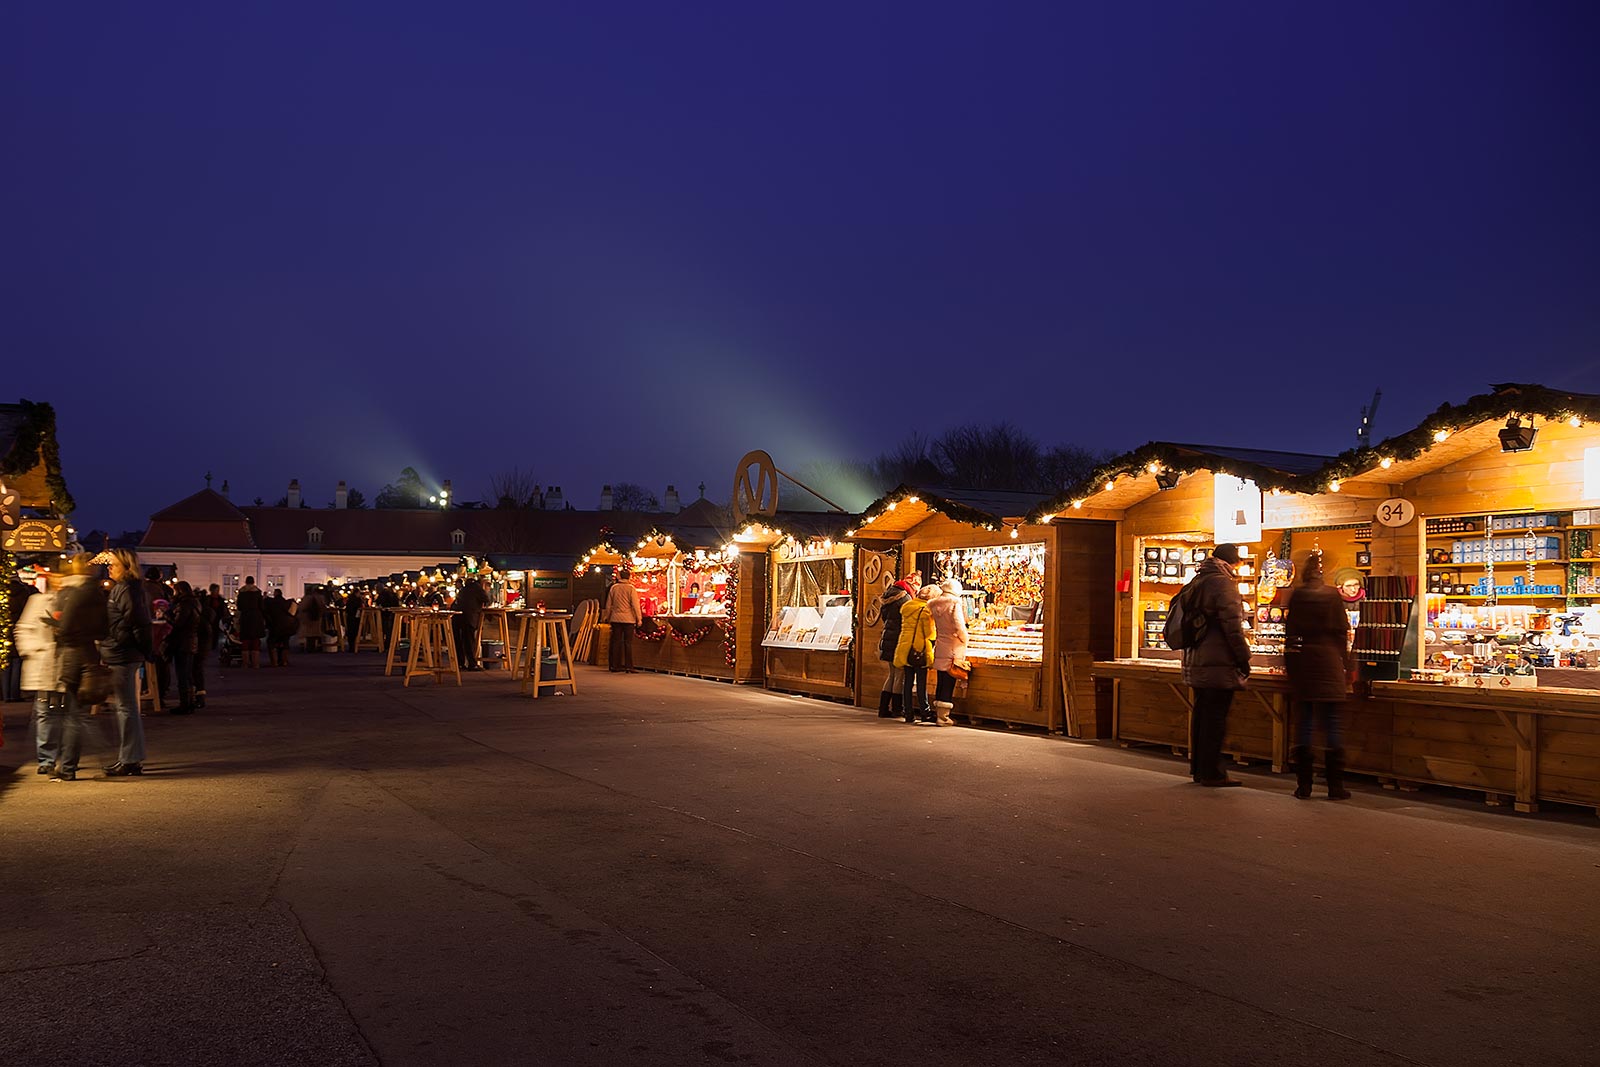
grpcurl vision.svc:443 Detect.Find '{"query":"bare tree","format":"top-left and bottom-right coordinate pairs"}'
top-left (932, 424), bottom-right (1042, 490)
top-left (1039, 445), bottom-right (1109, 492)
top-left (611, 482), bottom-right (659, 511)
top-left (485, 467), bottom-right (541, 509)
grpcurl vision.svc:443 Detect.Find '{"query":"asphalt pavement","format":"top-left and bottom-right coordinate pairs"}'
top-left (2, 655), bottom-right (1596, 1066)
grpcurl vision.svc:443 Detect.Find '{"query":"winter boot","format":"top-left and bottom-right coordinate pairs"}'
top-left (877, 691), bottom-right (895, 718)
top-left (1291, 746), bottom-right (1314, 799)
top-left (933, 700), bottom-right (955, 727)
top-left (1325, 748), bottom-right (1351, 800)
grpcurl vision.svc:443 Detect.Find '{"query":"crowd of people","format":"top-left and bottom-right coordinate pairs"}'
top-left (874, 570), bottom-right (971, 726)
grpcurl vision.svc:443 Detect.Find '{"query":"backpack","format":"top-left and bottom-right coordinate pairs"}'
top-left (1162, 581), bottom-right (1210, 650)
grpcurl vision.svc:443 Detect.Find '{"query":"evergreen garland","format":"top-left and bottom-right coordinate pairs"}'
top-left (0, 400), bottom-right (75, 515)
top-left (1026, 383), bottom-right (1600, 523)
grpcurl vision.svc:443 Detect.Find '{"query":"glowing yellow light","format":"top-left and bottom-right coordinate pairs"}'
top-left (1104, 481), bottom-right (1115, 492)
top-left (1039, 513), bottom-right (1054, 523)
top-left (908, 496), bottom-right (919, 503)
top-left (1379, 457), bottom-right (1393, 469)
top-left (1009, 527), bottom-right (1019, 539)
top-left (1328, 480), bottom-right (1342, 493)
top-left (1570, 416), bottom-right (1584, 428)
top-left (1433, 428), bottom-right (1450, 443)
top-left (1270, 488), bottom-right (1282, 497)
top-left (1147, 462), bottom-right (1160, 473)
top-left (886, 502), bottom-right (897, 510)
top-left (846, 529), bottom-right (856, 537)
top-left (1071, 500), bottom-right (1084, 509)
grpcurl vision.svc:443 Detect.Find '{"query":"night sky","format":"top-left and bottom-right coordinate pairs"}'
top-left (6, 2), bottom-right (1598, 533)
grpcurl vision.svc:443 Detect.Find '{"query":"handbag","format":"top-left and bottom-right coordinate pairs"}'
top-left (904, 612), bottom-right (929, 669)
top-left (949, 660), bottom-right (971, 681)
top-left (78, 663), bottom-right (114, 705)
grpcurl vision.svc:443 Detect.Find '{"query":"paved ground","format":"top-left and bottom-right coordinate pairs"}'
top-left (2, 656), bottom-right (1597, 1066)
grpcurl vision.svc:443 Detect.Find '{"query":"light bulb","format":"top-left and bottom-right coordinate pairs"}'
top-left (1433, 429), bottom-right (1450, 443)
top-left (1329, 480), bottom-right (1342, 493)
top-left (1570, 416), bottom-right (1584, 428)
top-left (1379, 457), bottom-right (1393, 469)
top-left (1071, 500), bottom-right (1083, 509)
top-left (1105, 481), bottom-right (1115, 492)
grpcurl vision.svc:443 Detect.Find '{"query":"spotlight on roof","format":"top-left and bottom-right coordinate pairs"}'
top-left (1154, 468), bottom-right (1181, 491)
top-left (1499, 416), bottom-right (1538, 453)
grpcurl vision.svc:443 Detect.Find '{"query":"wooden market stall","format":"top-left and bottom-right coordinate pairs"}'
top-left (751, 514), bottom-right (857, 701)
top-left (581, 525), bottom-right (745, 681)
top-left (847, 486), bottom-right (1116, 733)
top-left (1056, 384), bottom-right (1600, 816)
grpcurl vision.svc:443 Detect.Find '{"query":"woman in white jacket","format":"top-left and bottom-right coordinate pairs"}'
top-left (15, 574), bottom-right (72, 777)
top-left (927, 579), bottom-right (970, 727)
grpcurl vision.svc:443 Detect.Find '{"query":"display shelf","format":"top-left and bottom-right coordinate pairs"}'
top-left (1428, 560), bottom-right (1572, 568)
top-left (1443, 594), bottom-right (1570, 601)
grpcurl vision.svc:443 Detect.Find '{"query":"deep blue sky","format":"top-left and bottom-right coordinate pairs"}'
top-left (5, 2), bottom-right (1598, 532)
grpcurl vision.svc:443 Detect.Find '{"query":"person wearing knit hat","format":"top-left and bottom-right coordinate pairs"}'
top-left (1178, 543), bottom-right (1253, 786)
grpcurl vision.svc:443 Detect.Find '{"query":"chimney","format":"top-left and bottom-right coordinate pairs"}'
top-left (599, 484), bottom-right (613, 511)
top-left (533, 484), bottom-right (543, 509)
top-left (220, 479), bottom-right (230, 500)
top-left (545, 486), bottom-right (563, 510)
top-left (335, 480), bottom-right (348, 509)
top-left (441, 479), bottom-right (453, 507)
top-left (664, 484), bottom-right (680, 513)
top-left (287, 479), bottom-right (302, 509)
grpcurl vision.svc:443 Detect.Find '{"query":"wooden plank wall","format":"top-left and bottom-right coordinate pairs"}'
top-left (733, 552), bottom-right (767, 684)
top-left (852, 546), bottom-right (901, 709)
top-left (1051, 519), bottom-right (1118, 736)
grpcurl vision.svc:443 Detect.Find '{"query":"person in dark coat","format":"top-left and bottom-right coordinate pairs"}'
top-left (165, 581), bottom-right (201, 714)
top-left (51, 555), bottom-right (109, 781)
top-left (1285, 552), bottom-right (1354, 800)
top-left (235, 576), bottom-right (267, 669)
top-left (101, 549), bottom-right (153, 776)
top-left (453, 577), bottom-right (489, 670)
top-left (343, 588), bottom-right (364, 652)
top-left (874, 571), bottom-right (920, 718)
top-left (1179, 544), bottom-right (1252, 787)
top-left (264, 589), bottom-right (296, 667)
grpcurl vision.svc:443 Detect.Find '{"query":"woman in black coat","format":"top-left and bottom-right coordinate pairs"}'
top-left (1284, 552), bottom-right (1354, 800)
top-left (874, 572), bottom-right (920, 719)
top-left (165, 581), bottom-right (201, 714)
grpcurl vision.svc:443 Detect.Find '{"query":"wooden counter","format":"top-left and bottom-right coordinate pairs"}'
top-left (1091, 659), bottom-right (1290, 770)
top-left (1091, 659), bottom-right (1600, 816)
top-left (596, 619), bottom-right (735, 682)
top-left (764, 646), bottom-right (852, 701)
top-left (958, 658), bottom-right (1048, 730)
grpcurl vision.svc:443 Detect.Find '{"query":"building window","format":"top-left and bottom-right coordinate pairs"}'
top-left (222, 574), bottom-right (241, 601)
top-left (451, 529), bottom-right (465, 548)
top-left (266, 575), bottom-right (285, 593)
top-left (307, 527), bottom-right (323, 546)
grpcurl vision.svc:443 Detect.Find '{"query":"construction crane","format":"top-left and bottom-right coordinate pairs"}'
top-left (1356, 389), bottom-right (1382, 449)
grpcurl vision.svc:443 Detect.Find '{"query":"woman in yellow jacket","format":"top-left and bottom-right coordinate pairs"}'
top-left (893, 585), bottom-right (939, 724)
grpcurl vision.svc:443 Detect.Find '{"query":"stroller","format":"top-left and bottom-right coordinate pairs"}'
top-left (218, 620), bottom-right (244, 668)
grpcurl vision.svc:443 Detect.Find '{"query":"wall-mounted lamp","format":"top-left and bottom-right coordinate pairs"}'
top-left (1499, 415), bottom-right (1538, 453)
top-left (1154, 468), bottom-right (1181, 491)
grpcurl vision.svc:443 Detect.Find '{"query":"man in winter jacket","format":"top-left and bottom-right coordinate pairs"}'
top-left (1179, 544), bottom-right (1253, 787)
top-left (874, 573), bottom-right (917, 718)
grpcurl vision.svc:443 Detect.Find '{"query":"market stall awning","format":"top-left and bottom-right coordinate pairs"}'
top-left (848, 486), bottom-right (1053, 539)
top-left (1312, 382), bottom-right (1600, 486)
top-left (1026, 444), bottom-right (1335, 524)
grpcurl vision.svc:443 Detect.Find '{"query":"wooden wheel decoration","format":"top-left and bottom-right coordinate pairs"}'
top-left (0, 485), bottom-right (18, 532)
top-left (861, 553), bottom-right (883, 587)
top-left (731, 450), bottom-right (779, 526)
top-left (861, 551), bottom-right (895, 628)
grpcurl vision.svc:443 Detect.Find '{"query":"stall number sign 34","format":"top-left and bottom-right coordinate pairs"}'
top-left (1376, 499), bottom-right (1415, 528)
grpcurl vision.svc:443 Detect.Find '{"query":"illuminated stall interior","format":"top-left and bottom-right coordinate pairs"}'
top-left (848, 486), bottom-right (1105, 732)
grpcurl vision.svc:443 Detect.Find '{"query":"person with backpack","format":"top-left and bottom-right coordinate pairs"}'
top-left (1173, 543), bottom-right (1252, 787)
